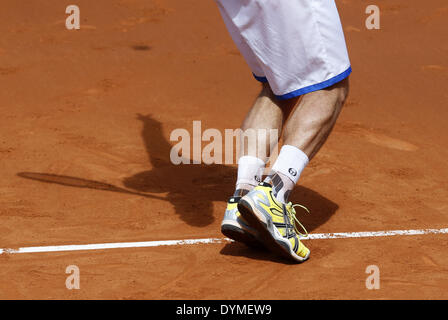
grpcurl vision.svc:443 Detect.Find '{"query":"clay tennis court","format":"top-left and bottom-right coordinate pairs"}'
top-left (1, 0), bottom-right (447, 299)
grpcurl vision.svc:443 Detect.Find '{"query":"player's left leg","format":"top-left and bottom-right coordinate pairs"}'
top-left (284, 78), bottom-right (349, 160)
top-left (238, 78), bottom-right (349, 262)
top-left (265, 78), bottom-right (349, 205)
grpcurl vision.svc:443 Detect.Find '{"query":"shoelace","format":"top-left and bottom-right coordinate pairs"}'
top-left (286, 202), bottom-right (310, 238)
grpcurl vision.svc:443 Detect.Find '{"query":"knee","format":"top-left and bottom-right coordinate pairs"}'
top-left (321, 77), bottom-right (349, 120)
top-left (335, 77), bottom-right (349, 105)
top-left (260, 82), bottom-right (272, 95)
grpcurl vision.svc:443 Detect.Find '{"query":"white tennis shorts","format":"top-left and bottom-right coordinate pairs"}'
top-left (216, 0), bottom-right (351, 100)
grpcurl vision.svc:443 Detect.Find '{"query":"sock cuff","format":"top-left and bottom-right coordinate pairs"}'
top-left (237, 155), bottom-right (265, 167)
top-left (236, 155), bottom-right (265, 187)
top-left (271, 145), bottom-right (309, 184)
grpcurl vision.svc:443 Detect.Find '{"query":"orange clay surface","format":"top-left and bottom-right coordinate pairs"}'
top-left (0, 0), bottom-right (447, 299)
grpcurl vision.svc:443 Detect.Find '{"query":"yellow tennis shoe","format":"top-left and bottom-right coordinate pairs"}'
top-left (221, 196), bottom-right (263, 248)
top-left (237, 182), bottom-right (310, 262)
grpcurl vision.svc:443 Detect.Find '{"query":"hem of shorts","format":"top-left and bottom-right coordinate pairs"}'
top-left (252, 73), bottom-right (268, 83)
top-left (275, 66), bottom-right (352, 101)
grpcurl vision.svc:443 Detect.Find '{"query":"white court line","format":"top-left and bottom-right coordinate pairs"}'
top-left (1, 227), bottom-right (447, 255)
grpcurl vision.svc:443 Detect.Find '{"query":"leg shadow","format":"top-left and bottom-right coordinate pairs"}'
top-left (17, 114), bottom-right (339, 240)
top-left (122, 114), bottom-right (237, 226)
top-left (17, 114), bottom-right (237, 227)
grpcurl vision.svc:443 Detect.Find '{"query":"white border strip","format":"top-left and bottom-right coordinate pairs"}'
top-left (1, 228), bottom-right (447, 255)
top-left (305, 228), bottom-right (448, 240)
top-left (0, 238), bottom-right (226, 255)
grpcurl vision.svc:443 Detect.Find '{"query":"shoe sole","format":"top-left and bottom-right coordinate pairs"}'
top-left (221, 221), bottom-right (264, 248)
top-left (238, 198), bottom-right (310, 263)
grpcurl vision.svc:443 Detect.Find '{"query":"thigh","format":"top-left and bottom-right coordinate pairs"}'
top-left (218, 0), bottom-right (352, 100)
top-left (215, 0), bottom-right (266, 80)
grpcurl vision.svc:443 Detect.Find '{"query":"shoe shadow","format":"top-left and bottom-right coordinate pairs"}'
top-left (220, 242), bottom-right (299, 265)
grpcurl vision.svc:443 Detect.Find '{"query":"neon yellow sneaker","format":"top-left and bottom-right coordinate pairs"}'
top-left (237, 182), bottom-right (310, 262)
top-left (221, 196), bottom-right (263, 248)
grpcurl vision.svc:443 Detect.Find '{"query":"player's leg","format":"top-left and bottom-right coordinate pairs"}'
top-left (216, 0), bottom-right (280, 246)
top-left (221, 83), bottom-right (297, 246)
top-left (284, 78), bottom-right (349, 160)
top-left (238, 79), bottom-right (349, 261)
top-left (231, 0), bottom-right (351, 261)
top-left (265, 78), bottom-right (349, 204)
top-left (234, 82), bottom-right (297, 198)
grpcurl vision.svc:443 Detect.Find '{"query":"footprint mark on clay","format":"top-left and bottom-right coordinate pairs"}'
top-left (120, 5), bottom-right (172, 28)
top-left (0, 67), bottom-right (19, 75)
top-left (131, 44), bottom-right (152, 51)
top-left (381, 4), bottom-right (408, 14)
top-left (338, 123), bottom-right (418, 152)
top-left (421, 65), bottom-right (448, 74)
top-left (84, 78), bottom-right (121, 96)
top-left (387, 168), bottom-right (422, 180)
top-left (345, 26), bottom-right (361, 32)
top-left (363, 132), bottom-right (418, 151)
top-left (419, 7), bottom-right (448, 24)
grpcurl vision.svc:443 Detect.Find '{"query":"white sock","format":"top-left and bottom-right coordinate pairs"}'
top-left (234, 155), bottom-right (265, 196)
top-left (266, 145), bottom-right (309, 203)
top-left (272, 145), bottom-right (308, 185)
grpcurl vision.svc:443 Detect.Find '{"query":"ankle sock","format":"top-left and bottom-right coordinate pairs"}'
top-left (264, 145), bottom-right (309, 203)
top-left (233, 155), bottom-right (265, 197)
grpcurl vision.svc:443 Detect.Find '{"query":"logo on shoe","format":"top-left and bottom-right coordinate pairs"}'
top-left (254, 175), bottom-right (262, 183)
top-left (288, 168), bottom-right (297, 176)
